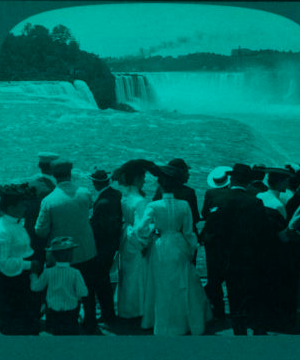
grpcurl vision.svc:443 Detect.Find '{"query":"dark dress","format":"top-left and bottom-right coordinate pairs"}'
top-left (90, 186), bottom-right (123, 321)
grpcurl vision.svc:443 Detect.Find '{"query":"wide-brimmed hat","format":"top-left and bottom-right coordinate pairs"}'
top-left (112, 159), bottom-right (157, 185)
top-left (265, 167), bottom-right (294, 177)
top-left (0, 183), bottom-right (36, 201)
top-left (46, 236), bottom-right (78, 252)
top-left (168, 158), bottom-right (191, 171)
top-left (158, 165), bottom-right (185, 178)
top-left (285, 164), bottom-right (300, 173)
top-left (88, 168), bottom-right (111, 182)
top-left (207, 166), bottom-right (232, 188)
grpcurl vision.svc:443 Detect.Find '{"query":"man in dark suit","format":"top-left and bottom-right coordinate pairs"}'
top-left (200, 166), bottom-right (232, 320)
top-left (89, 168), bottom-right (123, 324)
top-left (211, 164), bottom-right (273, 335)
top-left (285, 167), bottom-right (300, 221)
top-left (153, 158), bottom-right (201, 242)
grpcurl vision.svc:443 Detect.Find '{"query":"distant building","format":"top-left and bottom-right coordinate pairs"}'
top-left (231, 46), bottom-right (254, 57)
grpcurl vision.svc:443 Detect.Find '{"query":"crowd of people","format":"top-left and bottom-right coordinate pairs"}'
top-left (1, 152), bottom-right (300, 336)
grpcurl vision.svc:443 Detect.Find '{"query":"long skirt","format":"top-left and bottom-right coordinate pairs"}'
top-left (141, 237), bottom-right (212, 335)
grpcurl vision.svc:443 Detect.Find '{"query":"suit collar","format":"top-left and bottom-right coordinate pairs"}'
top-left (97, 185), bottom-right (111, 197)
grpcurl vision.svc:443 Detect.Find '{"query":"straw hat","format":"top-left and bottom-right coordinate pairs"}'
top-left (207, 166), bottom-right (232, 188)
top-left (46, 236), bottom-right (78, 252)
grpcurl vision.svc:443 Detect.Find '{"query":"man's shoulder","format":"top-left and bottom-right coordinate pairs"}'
top-left (105, 186), bottom-right (122, 198)
top-left (221, 188), bottom-right (259, 207)
top-left (238, 190), bottom-right (266, 209)
top-left (41, 186), bottom-right (62, 202)
top-left (97, 187), bottom-right (121, 202)
top-left (205, 187), bottom-right (230, 197)
top-left (76, 186), bottom-right (91, 197)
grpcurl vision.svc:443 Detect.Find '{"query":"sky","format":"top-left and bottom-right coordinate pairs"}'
top-left (11, 3), bottom-right (300, 58)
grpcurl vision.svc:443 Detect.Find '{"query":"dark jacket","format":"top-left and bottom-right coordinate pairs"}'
top-left (201, 187), bottom-right (231, 220)
top-left (200, 187), bottom-right (231, 246)
top-left (211, 188), bottom-right (272, 274)
top-left (90, 186), bottom-right (122, 258)
top-left (286, 189), bottom-right (300, 222)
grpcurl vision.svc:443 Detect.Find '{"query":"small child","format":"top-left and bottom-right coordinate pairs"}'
top-left (30, 236), bottom-right (88, 335)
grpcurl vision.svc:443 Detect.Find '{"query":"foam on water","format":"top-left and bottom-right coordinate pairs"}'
top-left (0, 80), bottom-right (98, 110)
top-left (116, 70), bottom-right (300, 114)
top-left (0, 77), bottom-right (298, 202)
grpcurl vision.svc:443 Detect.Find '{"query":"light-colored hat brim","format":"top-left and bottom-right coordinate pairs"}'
top-left (38, 152), bottom-right (59, 163)
top-left (46, 243), bottom-right (78, 252)
top-left (87, 174), bottom-right (112, 182)
top-left (207, 166), bottom-right (232, 188)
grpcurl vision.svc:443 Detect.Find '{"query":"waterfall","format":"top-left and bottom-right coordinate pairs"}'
top-left (0, 80), bottom-right (98, 109)
top-left (73, 80), bottom-right (98, 109)
top-left (114, 73), bottom-right (156, 110)
top-left (114, 71), bottom-right (300, 114)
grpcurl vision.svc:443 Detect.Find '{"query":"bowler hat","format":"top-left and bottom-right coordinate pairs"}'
top-left (46, 236), bottom-right (78, 252)
top-left (88, 168), bottom-right (111, 182)
top-left (207, 166), bottom-right (232, 188)
top-left (168, 158), bottom-right (191, 171)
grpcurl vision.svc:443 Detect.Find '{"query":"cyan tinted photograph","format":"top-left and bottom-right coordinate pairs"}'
top-left (0, 0), bottom-right (300, 358)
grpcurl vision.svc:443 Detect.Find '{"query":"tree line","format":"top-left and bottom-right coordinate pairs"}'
top-left (0, 23), bottom-right (116, 109)
top-left (1, 23), bottom-right (299, 108)
top-left (106, 49), bottom-right (300, 73)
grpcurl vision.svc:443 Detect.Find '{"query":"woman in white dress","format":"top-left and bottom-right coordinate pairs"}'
top-left (113, 159), bottom-right (156, 319)
top-left (136, 165), bottom-right (212, 335)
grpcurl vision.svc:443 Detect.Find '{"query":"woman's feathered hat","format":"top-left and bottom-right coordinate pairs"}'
top-left (112, 159), bottom-right (158, 185)
top-left (0, 183), bottom-right (36, 200)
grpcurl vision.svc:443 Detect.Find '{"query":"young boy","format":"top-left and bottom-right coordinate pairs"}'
top-left (30, 236), bottom-right (88, 335)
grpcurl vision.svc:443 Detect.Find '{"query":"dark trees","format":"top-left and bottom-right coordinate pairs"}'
top-left (0, 23), bottom-right (116, 109)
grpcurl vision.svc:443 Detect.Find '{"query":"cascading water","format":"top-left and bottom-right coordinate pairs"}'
top-left (73, 80), bottom-right (99, 109)
top-left (114, 73), bottom-right (156, 110)
top-left (114, 70), bottom-right (300, 114)
top-left (0, 80), bottom-right (98, 109)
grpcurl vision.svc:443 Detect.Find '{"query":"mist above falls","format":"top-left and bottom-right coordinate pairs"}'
top-left (115, 67), bottom-right (300, 115)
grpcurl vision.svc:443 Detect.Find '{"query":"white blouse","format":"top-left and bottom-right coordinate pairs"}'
top-left (0, 214), bottom-right (33, 276)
